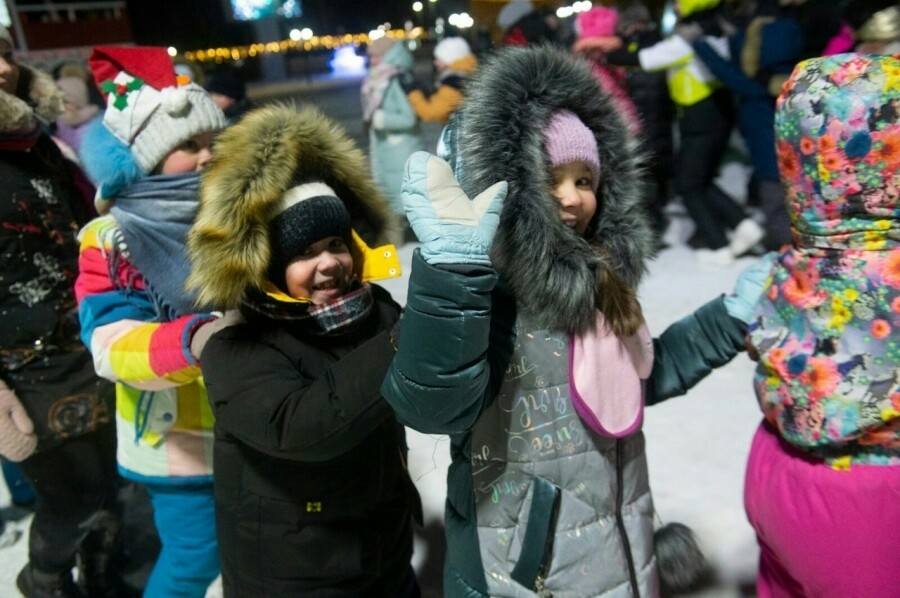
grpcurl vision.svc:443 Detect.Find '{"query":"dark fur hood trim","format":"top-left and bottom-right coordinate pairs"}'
top-left (187, 103), bottom-right (400, 309)
top-left (455, 45), bottom-right (652, 334)
top-left (0, 64), bottom-right (63, 133)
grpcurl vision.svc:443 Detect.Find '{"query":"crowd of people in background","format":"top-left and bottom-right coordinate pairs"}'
top-left (0, 0), bottom-right (898, 596)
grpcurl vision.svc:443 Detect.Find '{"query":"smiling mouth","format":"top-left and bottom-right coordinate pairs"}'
top-left (313, 280), bottom-right (339, 291)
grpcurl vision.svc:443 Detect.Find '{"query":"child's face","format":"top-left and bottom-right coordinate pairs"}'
top-left (159, 131), bottom-right (216, 174)
top-left (0, 41), bottom-right (20, 96)
top-left (550, 161), bottom-right (597, 235)
top-left (284, 235), bottom-right (354, 304)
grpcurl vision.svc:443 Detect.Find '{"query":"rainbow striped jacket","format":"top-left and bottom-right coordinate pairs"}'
top-left (75, 214), bottom-right (215, 484)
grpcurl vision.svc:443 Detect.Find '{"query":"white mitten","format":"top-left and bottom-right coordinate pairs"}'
top-left (402, 152), bottom-right (507, 266)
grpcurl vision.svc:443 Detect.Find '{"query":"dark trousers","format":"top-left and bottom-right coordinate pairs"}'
top-left (676, 92), bottom-right (747, 249)
top-left (758, 178), bottom-right (792, 250)
top-left (18, 423), bottom-right (120, 575)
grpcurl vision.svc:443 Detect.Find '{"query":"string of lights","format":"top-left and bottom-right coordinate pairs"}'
top-left (174, 27), bottom-right (425, 64)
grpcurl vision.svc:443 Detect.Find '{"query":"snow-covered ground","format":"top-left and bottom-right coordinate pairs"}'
top-left (0, 166), bottom-right (765, 597)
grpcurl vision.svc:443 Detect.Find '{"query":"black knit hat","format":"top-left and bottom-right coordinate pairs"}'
top-left (267, 182), bottom-right (352, 290)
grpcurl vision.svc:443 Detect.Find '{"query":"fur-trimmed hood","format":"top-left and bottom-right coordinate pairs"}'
top-left (187, 103), bottom-right (401, 309)
top-left (0, 63), bottom-right (63, 133)
top-left (453, 44), bottom-right (652, 334)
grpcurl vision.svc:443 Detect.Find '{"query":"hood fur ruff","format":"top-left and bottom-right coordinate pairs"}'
top-left (0, 64), bottom-right (64, 133)
top-left (455, 45), bottom-right (652, 334)
top-left (187, 103), bottom-right (400, 309)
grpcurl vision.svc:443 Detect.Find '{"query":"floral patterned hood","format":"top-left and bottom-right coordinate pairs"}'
top-left (748, 53), bottom-right (900, 466)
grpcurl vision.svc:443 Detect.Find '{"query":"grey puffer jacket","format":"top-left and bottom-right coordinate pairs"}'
top-left (383, 46), bottom-right (745, 597)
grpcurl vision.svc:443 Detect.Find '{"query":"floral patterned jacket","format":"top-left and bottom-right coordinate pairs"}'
top-left (748, 53), bottom-right (900, 467)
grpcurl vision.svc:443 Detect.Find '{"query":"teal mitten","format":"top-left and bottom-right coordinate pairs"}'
top-left (724, 252), bottom-right (777, 324)
top-left (402, 152), bottom-right (507, 266)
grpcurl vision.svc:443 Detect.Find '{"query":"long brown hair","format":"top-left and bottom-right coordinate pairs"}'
top-left (593, 247), bottom-right (643, 338)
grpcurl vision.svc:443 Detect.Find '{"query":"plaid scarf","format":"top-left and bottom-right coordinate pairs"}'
top-left (242, 279), bottom-right (375, 336)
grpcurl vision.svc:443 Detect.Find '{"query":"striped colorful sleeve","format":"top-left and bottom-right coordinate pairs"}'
top-left (76, 219), bottom-right (214, 390)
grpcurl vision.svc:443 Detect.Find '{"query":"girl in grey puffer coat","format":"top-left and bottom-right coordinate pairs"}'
top-left (383, 45), bottom-right (767, 597)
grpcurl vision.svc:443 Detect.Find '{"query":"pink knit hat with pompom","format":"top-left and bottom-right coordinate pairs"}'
top-left (576, 6), bottom-right (619, 38)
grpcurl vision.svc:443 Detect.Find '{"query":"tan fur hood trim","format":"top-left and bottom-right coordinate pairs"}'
top-left (0, 64), bottom-right (64, 132)
top-left (187, 103), bottom-right (399, 309)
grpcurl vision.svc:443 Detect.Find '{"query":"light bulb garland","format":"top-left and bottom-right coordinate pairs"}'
top-left (180, 28), bottom-right (425, 64)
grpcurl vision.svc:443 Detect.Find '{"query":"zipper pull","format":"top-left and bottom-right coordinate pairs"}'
top-left (534, 575), bottom-right (553, 597)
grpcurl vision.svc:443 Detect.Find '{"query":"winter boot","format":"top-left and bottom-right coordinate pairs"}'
top-left (16, 563), bottom-right (84, 598)
top-left (729, 218), bottom-right (765, 257)
top-left (76, 510), bottom-right (140, 598)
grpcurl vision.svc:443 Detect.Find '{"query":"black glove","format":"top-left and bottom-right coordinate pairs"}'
top-left (398, 72), bottom-right (423, 95)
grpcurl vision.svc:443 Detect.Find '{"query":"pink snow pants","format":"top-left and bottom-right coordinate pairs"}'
top-left (743, 421), bottom-right (900, 598)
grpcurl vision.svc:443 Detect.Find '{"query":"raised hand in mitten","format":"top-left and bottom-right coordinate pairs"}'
top-left (401, 151), bottom-right (507, 266)
top-left (0, 380), bottom-right (37, 462)
top-left (398, 71), bottom-right (424, 95)
top-left (724, 252), bottom-right (777, 324)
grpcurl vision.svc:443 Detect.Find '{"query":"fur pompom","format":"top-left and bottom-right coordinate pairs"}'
top-left (654, 522), bottom-right (712, 596)
top-left (160, 86), bottom-right (190, 115)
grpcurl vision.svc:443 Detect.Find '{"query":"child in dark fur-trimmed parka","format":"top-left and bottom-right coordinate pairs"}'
top-left (382, 44), bottom-right (771, 597)
top-left (186, 103), bottom-right (421, 597)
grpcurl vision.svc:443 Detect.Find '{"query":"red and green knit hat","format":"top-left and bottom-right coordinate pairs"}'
top-left (88, 46), bottom-right (226, 173)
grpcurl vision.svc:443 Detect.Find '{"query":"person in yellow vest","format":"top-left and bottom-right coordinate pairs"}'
top-left (599, 0), bottom-right (763, 265)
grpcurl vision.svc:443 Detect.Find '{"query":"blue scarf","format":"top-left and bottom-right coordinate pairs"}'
top-left (110, 173), bottom-right (201, 321)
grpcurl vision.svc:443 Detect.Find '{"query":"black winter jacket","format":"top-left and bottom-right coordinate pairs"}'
top-left (1, 64), bottom-right (112, 450)
top-left (202, 285), bottom-right (421, 596)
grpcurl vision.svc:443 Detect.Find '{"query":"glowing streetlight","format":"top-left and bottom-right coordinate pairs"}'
top-left (448, 13), bottom-right (474, 29)
top-left (412, 2), bottom-right (423, 12)
top-left (167, 47), bottom-right (178, 57)
top-left (557, 1), bottom-right (593, 18)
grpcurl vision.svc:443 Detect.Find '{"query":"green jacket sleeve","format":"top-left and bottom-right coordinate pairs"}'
top-left (381, 249), bottom-right (498, 434)
top-left (646, 295), bottom-right (747, 405)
